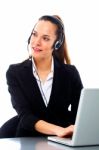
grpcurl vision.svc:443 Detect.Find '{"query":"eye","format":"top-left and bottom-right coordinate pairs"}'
top-left (43, 37), bottom-right (50, 41)
top-left (32, 32), bottom-right (37, 37)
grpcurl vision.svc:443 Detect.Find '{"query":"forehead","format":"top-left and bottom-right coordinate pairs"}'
top-left (34, 20), bottom-right (57, 36)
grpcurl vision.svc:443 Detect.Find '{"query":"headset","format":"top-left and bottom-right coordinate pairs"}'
top-left (28, 15), bottom-right (64, 50)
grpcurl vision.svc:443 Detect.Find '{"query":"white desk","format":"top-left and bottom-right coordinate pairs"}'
top-left (0, 137), bottom-right (99, 150)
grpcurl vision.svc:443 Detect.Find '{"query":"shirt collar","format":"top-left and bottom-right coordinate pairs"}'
top-left (32, 57), bottom-right (54, 77)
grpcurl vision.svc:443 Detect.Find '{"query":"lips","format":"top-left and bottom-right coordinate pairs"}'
top-left (33, 47), bottom-right (42, 52)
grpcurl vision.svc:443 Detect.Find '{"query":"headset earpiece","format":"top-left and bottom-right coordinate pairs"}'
top-left (54, 30), bottom-right (64, 50)
top-left (54, 41), bottom-right (61, 50)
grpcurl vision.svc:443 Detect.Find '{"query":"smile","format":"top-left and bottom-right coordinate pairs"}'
top-left (33, 47), bottom-right (42, 52)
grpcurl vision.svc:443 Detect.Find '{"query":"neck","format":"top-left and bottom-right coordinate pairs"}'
top-left (33, 57), bottom-right (52, 72)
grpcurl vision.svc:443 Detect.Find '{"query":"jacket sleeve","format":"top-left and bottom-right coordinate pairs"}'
top-left (6, 65), bottom-right (40, 131)
top-left (70, 65), bottom-right (83, 124)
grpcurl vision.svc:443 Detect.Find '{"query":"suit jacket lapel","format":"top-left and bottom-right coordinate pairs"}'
top-left (19, 59), bottom-right (46, 109)
top-left (48, 59), bottom-right (64, 107)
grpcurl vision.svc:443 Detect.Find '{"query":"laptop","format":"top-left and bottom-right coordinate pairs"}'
top-left (48, 88), bottom-right (99, 146)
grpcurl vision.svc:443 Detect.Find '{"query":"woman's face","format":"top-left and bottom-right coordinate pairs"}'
top-left (30, 20), bottom-right (57, 60)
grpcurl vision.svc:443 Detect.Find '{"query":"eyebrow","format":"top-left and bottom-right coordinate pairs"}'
top-left (33, 30), bottom-right (50, 37)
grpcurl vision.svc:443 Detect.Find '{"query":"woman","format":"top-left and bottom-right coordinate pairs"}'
top-left (1, 15), bottom-right (83, 137)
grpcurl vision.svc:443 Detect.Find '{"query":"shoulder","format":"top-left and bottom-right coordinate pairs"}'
top-left (64, 64), bottom-right (80, 76)
top-left (8, 59), bottom-right (31, 70)
top-left (54, 58), bottom-right (81, 80)
top-left (63, 64), bottom-right (80, 80)
top-left (6, 59), bottom-right (31, 75)
top-left (55, 58), bottom-right (78, 74)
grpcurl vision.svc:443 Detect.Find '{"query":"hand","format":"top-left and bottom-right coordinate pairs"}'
top-left (56, 125), bottom-right (74, 138)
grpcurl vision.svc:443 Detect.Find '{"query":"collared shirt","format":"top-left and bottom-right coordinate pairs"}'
top-left (32, 58), bottom-right (54, 107)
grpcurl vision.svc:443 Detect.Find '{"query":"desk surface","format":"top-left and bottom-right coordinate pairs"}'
top-left (0, 137), bottom-right (99, 150)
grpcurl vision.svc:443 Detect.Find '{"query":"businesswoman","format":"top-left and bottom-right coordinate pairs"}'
top-left (0, 15), bottom-right (83, 138)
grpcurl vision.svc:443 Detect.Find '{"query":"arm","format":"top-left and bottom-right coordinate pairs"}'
top-left (34, 66), bottom-right (82, 137)
top-left (6, 65), bottom-right (40, 131)
top-left (35, 120), bottom-right (74, 137)
top-left (71, 65), bottom-right (83, 123)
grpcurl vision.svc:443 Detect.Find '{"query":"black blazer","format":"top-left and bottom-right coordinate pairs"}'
top-left (6, 58), bottom-right (83, 133)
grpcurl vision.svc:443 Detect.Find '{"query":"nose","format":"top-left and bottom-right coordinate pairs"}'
top-left (35, 37), bottom-right (41, 46)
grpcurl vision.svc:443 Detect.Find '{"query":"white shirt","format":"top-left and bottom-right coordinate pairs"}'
top-left (32, 58), bottom-right (54, 107)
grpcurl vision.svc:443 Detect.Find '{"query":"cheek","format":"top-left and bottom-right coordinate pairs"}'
top-left (50, 39), bottom-right (56, 49)
top-left (51, 42), bottom-right (55, 49)
top-left (44, 44), bottom-right (53, 52)
top-left (45, 41), bottom-right (55, 49)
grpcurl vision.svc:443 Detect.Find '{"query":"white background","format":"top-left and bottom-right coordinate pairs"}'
top-left (0, 0), bottom-right (99, 126)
